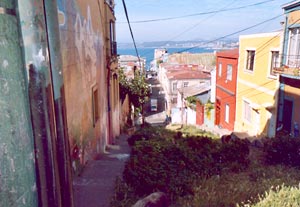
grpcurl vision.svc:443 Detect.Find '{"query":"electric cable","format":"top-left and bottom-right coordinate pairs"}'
top-left (121, 0), bottom-right (142, 70)
top-left (118, 0), bottom-right (277, 24)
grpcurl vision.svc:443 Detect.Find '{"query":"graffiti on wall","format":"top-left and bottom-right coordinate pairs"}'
top-left (74, 6), bottom-right (102, 89)
top-left (57, 1), bottom-right (107, 172)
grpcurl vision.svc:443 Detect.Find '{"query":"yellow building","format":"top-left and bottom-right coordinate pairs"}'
top-left (235, 32), bottom-right (282, 138)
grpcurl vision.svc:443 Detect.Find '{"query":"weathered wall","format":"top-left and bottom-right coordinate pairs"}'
top-left (18, 0), bottom-right (74, 206)
top-left (44, 1), bottom-right (74, 206)
top-left (57, 0), bottom-right (108, 171)
top-left (110, 73), bottom-right (121, 139)
top-left (0, 1), bottom-right (38, 206)
top-left (18, 1), bottom-right (64, 206)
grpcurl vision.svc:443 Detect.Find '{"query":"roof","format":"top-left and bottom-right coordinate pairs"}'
top-left (162, 63), bottom-right (213, 72)
top-left (179, 84), bottom-right (211, 98)
top-left (282, 0), bottom-right (300, 10)
top-left (118, 55), bottom-right (146, 62)
top-left (166, 69), bottom-right (211, 80)
top-left (239, 31), bottom-right (282, 39)
top-left (216, 48), bottom-right (239, 59)
top-left (167, 53), bottom-right (215, 70)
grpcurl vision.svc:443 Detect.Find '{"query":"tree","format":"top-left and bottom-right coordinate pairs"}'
top-left (119, 67), bottom-right (150, 126)
top-left (119, 67), bottom-right (130, 102)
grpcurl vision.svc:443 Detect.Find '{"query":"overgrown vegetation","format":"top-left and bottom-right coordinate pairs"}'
top-left (111, 125), bottom-right (300, 206)
top-left (263, 136), bottom-right (300, 167)
top-left (119, 67), bottom-right (150, 125)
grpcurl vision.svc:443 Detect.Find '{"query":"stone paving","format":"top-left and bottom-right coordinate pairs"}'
top-left (73, 134), bottom-right (130, 207)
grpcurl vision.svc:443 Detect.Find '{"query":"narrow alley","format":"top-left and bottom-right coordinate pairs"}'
top-left (73, 134), bottom-right (130, 207)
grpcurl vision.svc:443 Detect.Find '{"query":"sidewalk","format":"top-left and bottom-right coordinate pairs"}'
top-left (73, 134), bottom-right (131, 207)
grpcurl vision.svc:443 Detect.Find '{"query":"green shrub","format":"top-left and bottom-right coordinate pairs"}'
top-left (263, 137), bottom-right (300, 167)
top-left (123, 139), bottom-right (196, 199)
top-left (215, 138), bottom-right (250, 173)
top-left (123, 133), bottom-right (250, 202)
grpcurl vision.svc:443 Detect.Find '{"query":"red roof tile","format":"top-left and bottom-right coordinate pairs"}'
top-left (166, 69), bottom-right (210, 80)
top-left (216, 48), bottom-right (239, 59)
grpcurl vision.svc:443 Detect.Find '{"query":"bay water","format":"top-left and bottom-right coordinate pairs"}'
top-left (118, 47), bottom-right (215, 69)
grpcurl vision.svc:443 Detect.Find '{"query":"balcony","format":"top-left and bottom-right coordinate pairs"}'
top-left (272, 66), bottom-right (300, 77)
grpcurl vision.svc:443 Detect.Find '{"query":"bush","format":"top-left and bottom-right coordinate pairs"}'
top-left (215, 138), bottom-right (250, 173)
top-left (123, 133), bottom-right (250, 203)
top-left (124, 139), bottom-right (195, 199)
top-left (127, 126), bottom-right (175, 146)
top-left (263, 137), bottom-right (300, 167)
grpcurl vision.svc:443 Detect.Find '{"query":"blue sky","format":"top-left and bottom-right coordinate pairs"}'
top-left (115, 0), bottom-right (290, 43)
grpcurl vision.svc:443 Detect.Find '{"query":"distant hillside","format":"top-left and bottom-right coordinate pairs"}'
top-left (118, 39), bottom-right (238, 49)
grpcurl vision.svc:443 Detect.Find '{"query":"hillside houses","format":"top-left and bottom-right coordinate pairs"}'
top-left (119, 55), bottom-right (146, 79)
top-left (159, 63), bottom-right (211, 116)
top-left (157, 1), bottom-right (300, 139)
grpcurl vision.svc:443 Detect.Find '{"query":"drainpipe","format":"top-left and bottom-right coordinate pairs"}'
top-left (107, 56), bottom-right (112, 144)
top-left (276, 14), bottom-right (288, 132)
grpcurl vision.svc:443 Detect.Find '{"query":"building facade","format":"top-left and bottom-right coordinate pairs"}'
top-left (215, 49), bottom-right (239, 131)
top-left (159, 64), bottom-right (211, 115)
top-left (276, 1), bottom-right (300, 136)
top-left (0, 1), bottom-right (119, 206)
top-left (235, 32), bottom-right (281, 138)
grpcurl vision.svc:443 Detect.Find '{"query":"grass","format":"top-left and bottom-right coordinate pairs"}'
top-left (175, 140), bottom-right (300, 207)
top-left (166, 124), bottom-right (219, 139)
top-left (175, 164), bottom-right (300, 207)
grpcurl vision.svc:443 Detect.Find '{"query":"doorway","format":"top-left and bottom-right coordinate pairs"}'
top-left (282, 99), bottom-right (293, 133)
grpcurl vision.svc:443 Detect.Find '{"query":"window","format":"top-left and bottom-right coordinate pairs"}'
top-left (243, 100), bottom-right (251, 122)
top-left (270, 51), bottom-right (280, 76)
top-left (92, 85), bottom-right (99, 126)
top-left (218, 63), bottom-right (222, 77)
top-left (172, 82), bottom-right (177, 91)
top-left (246, 50), bottom-right (255, 71)
top-left (225, 104), bottom-right (230, 123)
top-left (110, 20), bottom-right (117, 56)
top-left (226, 64), bottom-right (233, 81)
top-left (287, 28), bottom-right (300, 67)
top-left (183, 82), bottom-right (189, 87)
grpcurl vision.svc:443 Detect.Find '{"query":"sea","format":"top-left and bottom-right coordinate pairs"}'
top-left (117, 47), bottom-right (215, 70)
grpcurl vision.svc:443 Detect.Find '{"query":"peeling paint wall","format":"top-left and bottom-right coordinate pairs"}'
top-left (44, 1), bottom-right (74, 206)
top-left (18, 0), bottom-right (74, 206)
top-left (57, 0), bottom-right (109, 172)
top-left (0, 1), bottom-right (38, 206)
top-left (18, 0), bottom-right (63, 206)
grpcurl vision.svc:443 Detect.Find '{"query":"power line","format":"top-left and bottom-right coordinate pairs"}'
top-left (121, 0), bottom-right (142, 70)
top-left (118, 0), bottom-right (276, 24)
top-left (137, 0), bottom-right (238, 61)
top-left (167, 0), bottom-right (238, 41)
top-left (178, 14), bottom-right (284, 54)
top-left (141, 13), bottom-right (282, 67)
